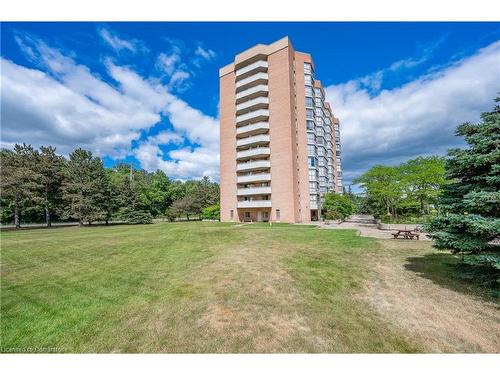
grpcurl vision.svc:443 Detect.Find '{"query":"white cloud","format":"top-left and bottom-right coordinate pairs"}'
top-left (1, 35), bottom-right (220, 180)
top-left (156, 50), bottom-right (181, 76)
top-left (195, 45), bottom-right (216, 61)
top-left (99, 28), bottom-right (138, 53)
top-left (325, 40), bottom-right (500, 186)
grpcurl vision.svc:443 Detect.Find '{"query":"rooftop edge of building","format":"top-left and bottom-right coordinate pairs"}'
top-left (219, 36), bottom-right (314, 78)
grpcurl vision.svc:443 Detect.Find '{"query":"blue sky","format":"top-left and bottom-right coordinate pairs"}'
top-left (1, 22), bottom-right (499, 186)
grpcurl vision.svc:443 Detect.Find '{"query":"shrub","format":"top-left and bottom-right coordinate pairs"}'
top-left (323, 193), bottom-right (355, 221)
top-left (118, 207), bottom-right (153, 224)
top-left (201, 204), bottom-right (220, 220)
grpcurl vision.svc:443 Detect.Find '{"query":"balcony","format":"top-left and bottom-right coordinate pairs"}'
top-left (237, 173), bottom-right (271, 184)
top-left (236, 60), bottom-right (268, 78)
top-left (237, 200), bottom-right (272, 208)
top-left (236, 147), bottom-right (270, 160)
top-left (236, 97), bottom-right (269, 114)
top-left (236, 84), bottom-right (268, 103)
top-left (236, 134), bottom-right (270, 148)
top-left (236, 72), bottom-right (268, 91)
top-left (237, 186), bottom-right (272, 196)
top-left (236, 160), bottom-right (271, 172)
top-left (236, 122), bottom-right (269, 137)
top-left (236, 109), bottom-right (269, 126)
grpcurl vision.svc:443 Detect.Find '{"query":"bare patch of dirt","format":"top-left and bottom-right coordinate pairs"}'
top-left (360, 239), bottom-right (500, 353)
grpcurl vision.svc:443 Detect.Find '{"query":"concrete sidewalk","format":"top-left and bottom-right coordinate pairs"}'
top-left (317, 214), bottom-right (430, 240)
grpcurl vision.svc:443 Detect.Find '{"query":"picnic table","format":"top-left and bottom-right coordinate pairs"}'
top-left (392, 229), bottom-right (420, 240)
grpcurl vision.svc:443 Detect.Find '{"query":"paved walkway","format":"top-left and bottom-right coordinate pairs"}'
top-left (318, 215), bottom-right (430, 240)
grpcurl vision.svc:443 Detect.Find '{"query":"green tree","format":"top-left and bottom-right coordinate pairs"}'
top-left (169, 195), bottom-right (197, 220)
top-left (61, 148), bottom-right (107, 226)
top-left (427, 99), bottom-right (500, 264)
top-left (146, 170), bottom-right (172, 216)
top-left (36, 146), bottom-right (65, 227)
top-left (323, 192), bottom-right (355, 221)
top-left (0, 144), bottom-right (42, 228)
top-left (354, 165), bottom-right (405, 220)
top-left (201, 204), bottom-right (220, 220)
top-left (400, 156), bottom-right (447, 214)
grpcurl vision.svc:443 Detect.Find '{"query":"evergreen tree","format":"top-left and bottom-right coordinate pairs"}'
top-left (37, 146), bottom-right (65, 227)
top-left (61, 148), bottom-right (107, 226)
top-left (427, 98), bottom-right (500, 269)
top-left (0, 144), bottom-right (42, 228)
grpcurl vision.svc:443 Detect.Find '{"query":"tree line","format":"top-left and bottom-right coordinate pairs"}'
top-left (353, 155), bottom-right (447, 223)
top-left (0, 145), bottom-right (220, 228)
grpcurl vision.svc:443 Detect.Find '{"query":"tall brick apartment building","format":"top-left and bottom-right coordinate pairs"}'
top-left (219, 37), bottom-right (342, 223)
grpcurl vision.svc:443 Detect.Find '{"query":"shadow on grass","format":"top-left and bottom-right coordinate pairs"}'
top-left (404, 253), bottom-right (499, 302)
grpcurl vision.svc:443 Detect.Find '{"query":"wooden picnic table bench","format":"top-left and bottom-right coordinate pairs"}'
top-left (392, 229), bottom-right (420, 240)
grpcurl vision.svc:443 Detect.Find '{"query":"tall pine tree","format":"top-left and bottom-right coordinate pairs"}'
top-left (61, 148), bottom-right (107, 226)
top-left (37, 146), bottom-right (65, 227)
top-left (427, 98), bottom-right (500, 270)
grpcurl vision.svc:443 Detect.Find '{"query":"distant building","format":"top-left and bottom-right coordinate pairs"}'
top-left (219, 37), bottom-right (342, 223)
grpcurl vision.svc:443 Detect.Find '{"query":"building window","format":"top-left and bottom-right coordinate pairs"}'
top-left (307, 144), bottom-right (316, 156)
top-left (230, 210), bottom-right (234, 220)
top-left (307, 132), bottom-right (315, 143)
top-left (316, 108), bottom-right (324, 117)
top-left (306, 108), bottom-right (314, 119)
top-left (304, 62), bottom-right (312, 74)
top-left (305, 97), bottom-right (314, 107)
top-left (317, 127), bottom-right (324, 137)
top-left (305, 86), bottom-right (313, 97)
top-left (315, 98), bottom-right (322, 107)
top-left (309, 169), bottom-right (317, 181)
top-left (308, 157), bottom-right (317, 167)
top-left (309, 181), bottom-right (318, 193)
top-left (276, 209), bottom-right (280, 221)
top-left (245, 212), bottom-right (251, 220)
top-left (304, 74), bottom-right (312, 86)
top-left (306, 120), bottom-right (315, 131)
top-left (316, 117), bottom-right (323, 125)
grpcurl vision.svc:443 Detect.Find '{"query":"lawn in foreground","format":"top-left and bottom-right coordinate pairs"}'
top-left (1, 222), bottom-right (495, 352)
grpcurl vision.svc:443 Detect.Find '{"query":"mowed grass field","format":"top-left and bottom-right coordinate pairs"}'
top-left (1, 222), bottom-right (498, 353)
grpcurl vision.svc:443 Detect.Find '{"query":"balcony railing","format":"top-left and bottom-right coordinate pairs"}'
top-left (236, 72), bottom-right (268, 91)
top-left (236, 109), bottom-right (269, 125)
top-left (237, 186), bottom-right (272, 196)
top-left (237, 200), bottom-right (272, 208)
top-left (236, 147), bottom-right (270, 160)
top-left (236, 84), bottom-right (268, 102)
top-left (236, 60), bottom-right (268, 77)
top-left (236, 122), bottom-right (269, 137)
top-left (236, 97), bottom-right (269, 114)
top-left (237, 173), bottom-right (271, 184)
top-left (236, 160), bottom-right (271, 172)
top-left (236, 134), bottom-right (270, 148)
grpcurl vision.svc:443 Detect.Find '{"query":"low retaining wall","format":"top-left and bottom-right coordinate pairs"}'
top-left (377, 223), bottom-right (422, 231)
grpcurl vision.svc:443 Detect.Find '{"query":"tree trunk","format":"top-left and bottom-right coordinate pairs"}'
top-left (105, 219), bottom-right (109, 225)
top-left (14, 200), bottom-right (20, 229)
top-left (45, 204), bottom-right (52, 227)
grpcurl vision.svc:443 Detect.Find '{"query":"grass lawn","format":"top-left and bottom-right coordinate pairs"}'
top-left (1, 222), bottom-right (498, 353)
